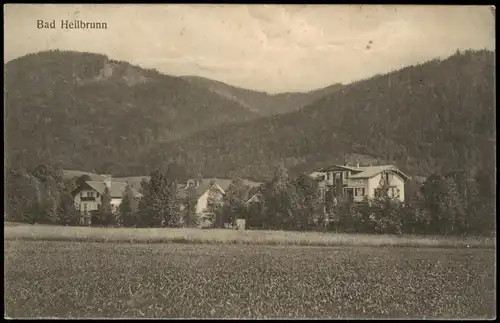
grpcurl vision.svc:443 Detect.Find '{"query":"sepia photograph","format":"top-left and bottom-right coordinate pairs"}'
top-left (4, 4), bottom-right (496, 319)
